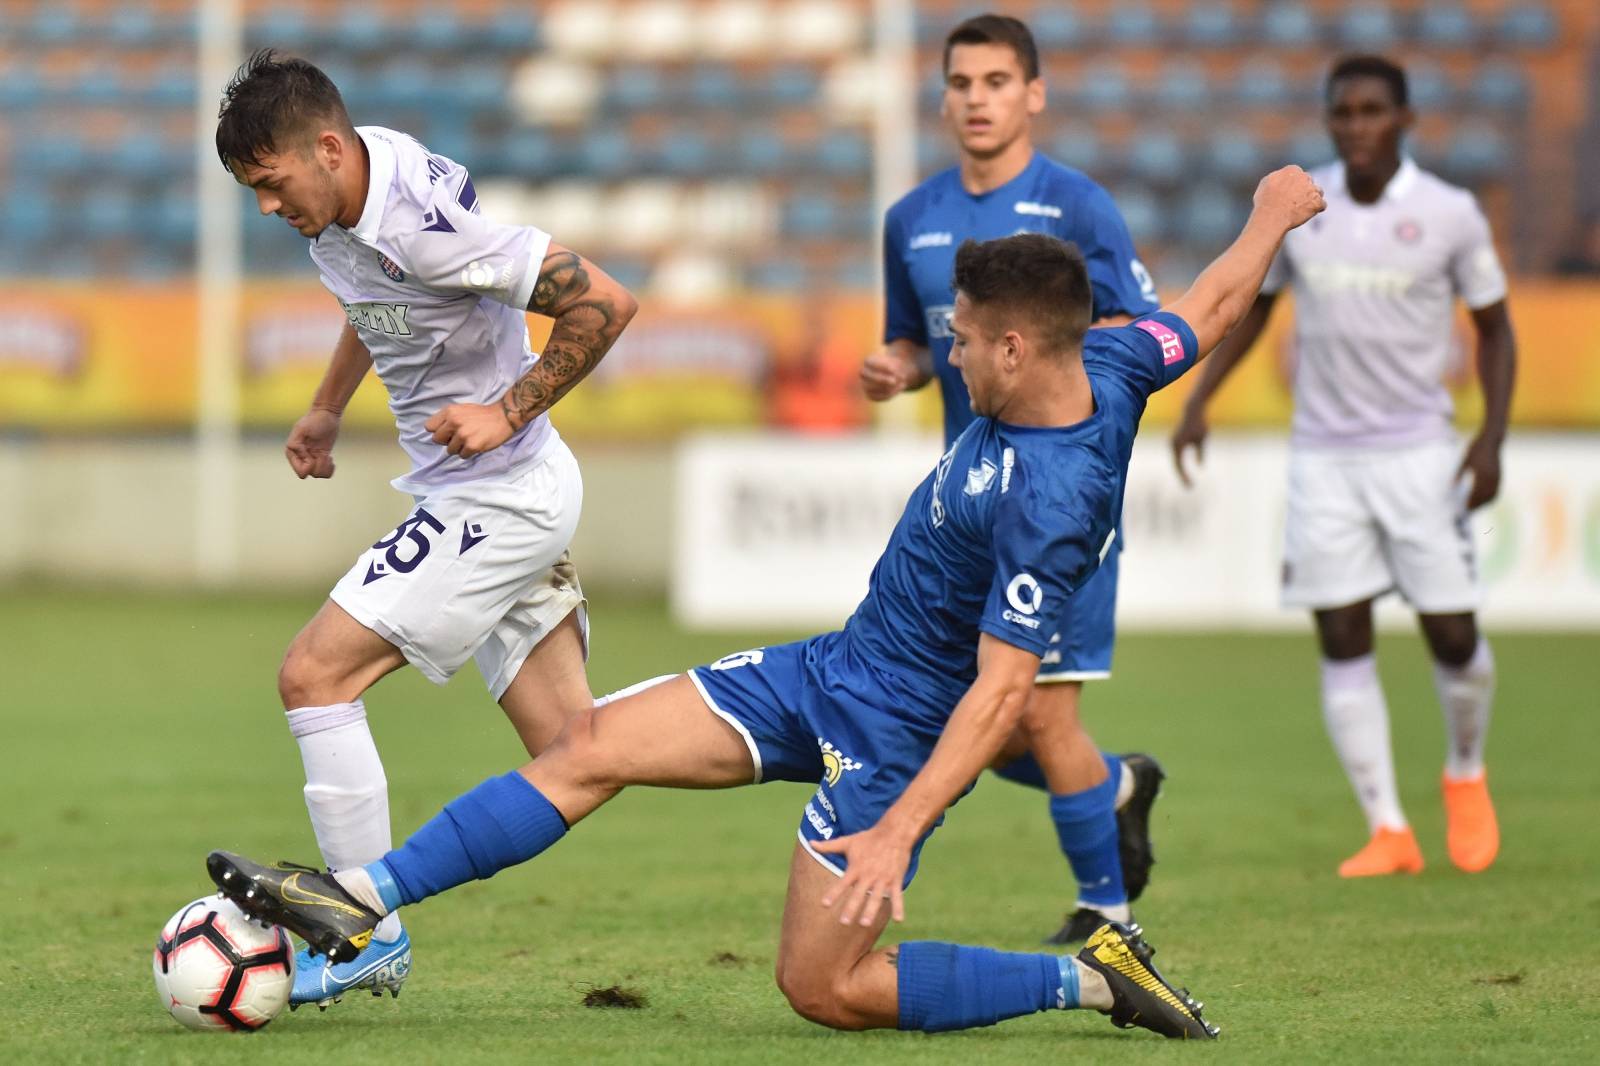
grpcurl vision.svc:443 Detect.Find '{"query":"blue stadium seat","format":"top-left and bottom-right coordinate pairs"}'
top-left (84, 189), bottom-right (140, 241)
top-left (331, 7), bottom-right (395, 55)
top-left (767, 66), bottom-right (820, 108)
top-left (0, 186), bottom-right (57, 244)
top-left (816, 132), bottom-right (870, 177)
top-left (106, 7), bottom-right (159, 47)
top-left (494, 128), bottom-right (560, 178)
top-left (20, 134), bottom-right (90, 176)
top-left (480, 6), bottom-right (540, 50)
top-left (1030, 7), bottom-right (1087, 49)
top-left (1050, 128), bottom-right (1105, 175)
top-left (1203, 128), bottom-right (1267, 182)
top-left (1285, 127), bottom-right (1333, 168)
top-left (1232, 57), bottom-right (1290, 109)
top-left (610, 66), bottom-right (667, 113)
top-left (917, 136), bottom-right (957, 176)
top-left (440, 66), bottom-right (507, 114)
top-left (657, 127), bottom-right (714, 177)
top-left (783, 192), bottom-right (842, 238)
top-left (1105, 4), bottom-right (1162, 47)
top-left (1176, 184), bottom-right (1245, 249)
top-left (375, 58), bottom-right (435, 110)
top-left (1336, 5), bottom-right (1399, 51)
top-left (412, 10), bottom-right (466, 51)
top-left (580, 128), bottom-right (636, 180)
top-left (1468, 61), bottom-right (1529, 110)
top-left (1184, 4), bottom-right (1240, 49)
top-left (154, 192), bottom-right (198, 247)
top-left (110, 134), bottom-right (170, 181)
top-left (688, 66), bottom-right (741, 110)
top-left (76, 67), bottom-right (124, 108)
top-left (1153, 61), bottom-right (1211, 113)
top-left (1407, 61), bottom-right (1455, 111)
top-left (1443, 125), bottom-right (1512, 179)
top-left (250, 9), bottom-right (312, 49)
top-left (748, 257), bottom-right (809, 291)
top-left (1125, 131), bottom-right (1187, 186)
top-left (837, 256), bottom-right (878, 291)
top-left (736, 130), bottom-right (790, 177)
top-left (918, 69), bottom-right (945, 114)
top-left (1260, 2), bottom-right (1319, 48)
top-left (1076, 60), bottom-right (1132, 113)
top-left (1416, 4), bottom-right (1475, 49)
top-left (420, 126), bottom-right (474, 167)
top-left (30, 7), bottom-right (79, 46)
top-left (144, 67), bottom-right (195, 110)
top-left (1498, 3), bottom-right (1557, 48)
top-left (1107, 184), bottom-right (1162, 245)
top-left (0, 65), bottom-right (42, 111)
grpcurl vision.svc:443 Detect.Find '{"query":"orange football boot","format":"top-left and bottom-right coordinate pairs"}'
top-left (1442, 772), bottom-right (1500, 873)
top-left (1337, 826), bottom-right (1424, 878)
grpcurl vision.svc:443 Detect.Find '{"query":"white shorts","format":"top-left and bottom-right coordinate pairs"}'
top-left (1281, 440), bottom-right (1478, 614)
top-left (331, 440), bottom-right (587, 699)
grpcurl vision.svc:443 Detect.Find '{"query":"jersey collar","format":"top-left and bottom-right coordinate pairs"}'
top-left (1332, 155), bottom-right (1418, 204)
top-left (347, 126), bottom-right (396, 244)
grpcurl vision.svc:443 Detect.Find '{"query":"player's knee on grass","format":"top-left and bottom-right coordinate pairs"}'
top-left (774, 960), bottom-right (873, 1031)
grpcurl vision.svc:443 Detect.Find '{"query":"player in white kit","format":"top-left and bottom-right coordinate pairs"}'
top-left (1171, 56), bottom-right (1517, 878)
top-left (214, 51), bottom-right (639, 1003)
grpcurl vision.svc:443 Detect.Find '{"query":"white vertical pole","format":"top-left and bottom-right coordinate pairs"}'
top-left (870, 0), bottom-right (919, 430)
top-left (194, 0), bottom-right (243, 585)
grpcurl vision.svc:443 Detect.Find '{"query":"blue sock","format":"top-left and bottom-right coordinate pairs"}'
top-left (994, 751), bottom-right (1123, 794)
top-left (363, 771), bottom-right (568, 911)
top-left (896, 942), bottom-right (1079, 1031)
top-left (1049, 771), bottom-right (1126, 909)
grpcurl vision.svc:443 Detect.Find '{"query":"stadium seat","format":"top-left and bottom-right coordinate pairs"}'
top-left (75, 67), bottom-right (124, 108)
top-left (21, 134), bottom-right (90, 176)
top-left (1498, 3), bottom-right (1557, 48)
top-left (1285, 127), bottom-right (1333, 168)
top-left (411, 10), bottom-right (466, 52)
top-left (917, 136), bottom-right (957, 175)
top-left (918, 69), bottom-right (946, 114)
top-left (621, 0), bottom-right (697, 60)
top-left (479, 5), bottom-right (540, 51)
top-left (702, 0), bottom-right (773, 59)
top-left (1075, 60), bottom-right (1132, 113)
top-left (747, 257), bottom-right (809, 291)
top-left (29, 7), bottom-right (79, 46)
top-left (494, 128), bottom-right (561, 179)
top-left (608, 66), bottom-right (669, 113)
top-left (1260, 2), bottom-right (1319, 49)
top-left (527, 182), bottom-right (604, 245)
top-left (0, 186), bottom-right (58, 244)
top-left (374, 58), bottom-right (434, 110)
top-left (1416, 4), bottom-right (1475, 49)
top-left (1336, 5), bottom-right (1399, 51)
top-left (0, 65), bottom-right (41, 111)
top-left (1203, 128), bottom-right (1267, 182)
top-left (579, 128), bottom-right (636, 180)
top-left (766, 65), bottom-right (820, 108)
top-left (248, 8), bottom-right (311, 50)
top-left (1407, 61), bottom-right (1455, 112)
top-left (447, 65), bottom-right (510, 113)
top-left (688, 65), bottom-right (742, 111)
top-left (1030, 7), bottom-right (1087, 49)
top-left (545, 0), bottom-right (619, 58)
top-left (656, 127), bottom-right (717, 178)
top-left (1050, 127), bottom-right (1105, 175)
top-left (783, 192), bottom-right (843, 238)
top-left (1106, 184), bottom-right (1163, 245)
top-left (736, 130), bottom-right (791, 177)
top-left (1468, 61), bottom-right (1529, 111)
top-left (604, 181), bottom-right (684, 250)
top-left (1443, 124), bottom-right (1512, 179)
top-left (816, 132), bottom-right (870, 177)
top-left (1105, 4), bottom-right (1162, 47)
top-left (330, 6), bottom-right (396, 55)
top-left (1153, 61), bottom-right (1212, 113)
top-left (1183, 4), bottom-right (1240, 49)
top-left (105, 7), bottom-right (159, 47)
top-left (144, 67), bottom-right (196, 110)
top-left (1125, 131), bottom-right (1188, 186)
top-left (1176, 184), bottom-right (1246, 250)
top-left (82, 188), bottom-right (138, 241)
top-left (512, 56), bottom-right (602, 124)
top-left (773, 0), bottom-right (862, 58)
top-left (110, 134), bottom-right (170, 181)
top-left (1231, 56), bottom-right (1291, 109)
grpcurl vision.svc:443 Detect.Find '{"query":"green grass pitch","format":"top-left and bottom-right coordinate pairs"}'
top-left (3, 588), bottom-right (1598, 1063)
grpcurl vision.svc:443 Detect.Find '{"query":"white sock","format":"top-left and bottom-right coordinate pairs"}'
top-left (592, 674), bottom-right (678, 708)
top-left (1114, 762), bottom-right (1134, 809)
top-left (1072, 958), bottom-right (1114, 1010)
top-left (286, 701), bottom-right (403, 941)
top-left (1076, 900), bottom-right (1132, 923)
top-left (1321, 655), bottom-right (1407, 832)
top-left (1435, 639), bottom-right (1494, 780)
top-left (332, 867), bottom-right (390, 917)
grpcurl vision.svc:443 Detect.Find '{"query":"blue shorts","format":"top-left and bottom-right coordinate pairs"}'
top-left (687, 632), bottom-right (966, 888)
top-left (1037, 545), bottom-right (1118, 683)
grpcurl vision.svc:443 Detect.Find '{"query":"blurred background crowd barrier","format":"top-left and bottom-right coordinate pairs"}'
top-left (1, 0), bottom-right (1596, 625)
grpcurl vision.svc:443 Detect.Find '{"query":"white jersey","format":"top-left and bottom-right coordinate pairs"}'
top-left (1262, 158), bottom-right (1508, 449)
top-left (310, 126), bottom-right (556, 493)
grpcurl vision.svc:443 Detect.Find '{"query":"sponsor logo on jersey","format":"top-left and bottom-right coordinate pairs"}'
top-left (1134, 318), bottom-right (1184, 365)
top-left (818, 738), bottom-right (862, 787)
top-left (1003, 573), bottom-right (1044, 629)
top-left (813, 786), bottom-right (837, 821)
top-left (1000, 447), bottom-right (1015, 493)
top-left (1394, 219), bottom-right (1423, 244)
top-left (376, 252), bottom-right (405, 283)
top-left (964, 458), bottom-right (998, 496)
top-left (341, 299), bottom-right (413, 337)
top-left (1301, 261), bottom-right (1415, 297)
top-left (924, 304), bottom-right (955, 340)
top-left (1014, 201), bottom-right (1063, 219)
top-left (461, 258), bottom-right (512, 291)
top-left (804, 803), bottom-right (833, 839)
top-left (909, 231), bottom-right (953, 250)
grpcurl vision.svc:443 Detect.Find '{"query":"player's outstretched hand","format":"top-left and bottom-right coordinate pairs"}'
top-left (1457, 434), bottom-right (1502, 509)
top-left (1253, 165), bottom-right (1326, 230)
top-left (426, 402), bottom-right (516, 459)
top-left (1170, 403), bottom-right (1209, 487)
top-left (812, 825), bottom-right (911, 927)
top-left (860, 349), bottom-right (915, 402)
top-left (285, 407), bottom-right (341, 479)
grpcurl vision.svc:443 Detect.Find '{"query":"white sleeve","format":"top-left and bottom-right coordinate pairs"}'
top-left (401, 170), bottom-right (551, 310)
top-left (1449, 196), bottom-right (1509, 310)
top-left (1259, 246), bottom-right (1290, 296)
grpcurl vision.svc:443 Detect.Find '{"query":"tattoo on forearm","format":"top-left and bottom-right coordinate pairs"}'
top-left (503, 250), bottom-right (632, 428)
top-left (885, 949), bottom-right (898, 969)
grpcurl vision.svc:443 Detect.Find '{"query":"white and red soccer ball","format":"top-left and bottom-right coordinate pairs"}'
top-left (153, 896), bottom-right (294, 1031)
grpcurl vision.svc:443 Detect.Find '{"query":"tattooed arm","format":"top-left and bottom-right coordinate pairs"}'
top-left (426, 244), bottom-right (639, 459)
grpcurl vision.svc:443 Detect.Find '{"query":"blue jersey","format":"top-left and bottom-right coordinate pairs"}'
top-left (883, 152), bottom-right (1160, 445)
top-left (842, 313), bottom-right (1199, 713)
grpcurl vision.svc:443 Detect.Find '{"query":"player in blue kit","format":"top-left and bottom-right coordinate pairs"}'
top-left (207, 166), bottom-right (1325, 1041)
top-left (862, 14), bottom-right (1165, 944)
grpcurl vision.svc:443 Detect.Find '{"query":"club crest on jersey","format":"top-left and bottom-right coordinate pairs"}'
top-left (964, 458), bottom-right (998, 496)
top-left (817, 739), bottom-right (862, 787)
top-left (1394, 219), bottom-right (1423, 244)
top-left (376, 252), bottom-right (405, 283)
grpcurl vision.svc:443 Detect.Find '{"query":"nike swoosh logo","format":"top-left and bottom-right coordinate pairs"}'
top-left (281, 873), bottom-right (369, 919)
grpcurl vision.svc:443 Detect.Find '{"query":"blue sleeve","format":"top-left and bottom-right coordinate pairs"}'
top-left (882, 208), bottom-right (928, 346)
top-left (1074, 186), bottom-right (1160, 319)
top-left (1087, 311), bottom-right (1202, 399)
top-left (979, 485), bottom-right (1104, 658)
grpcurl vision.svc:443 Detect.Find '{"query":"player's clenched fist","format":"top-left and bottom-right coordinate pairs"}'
top-left (861, 348), bottom-right (918, 402)
top-left (426, 402), bottom-right (515, 459)
top-left (285, 407), bottom-right (341, 479)
top-left (1254, 165), bottom-right (1326, 229)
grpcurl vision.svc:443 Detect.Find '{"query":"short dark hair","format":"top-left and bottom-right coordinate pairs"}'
top-left (952, 234), bottom-right (1091, 355)
top-left (215, 49), bottom-right (354, 171)
top-left (943, 14), bottom-right (1040, 81)
top-left (1326, 54), bottom-right (1408, 108)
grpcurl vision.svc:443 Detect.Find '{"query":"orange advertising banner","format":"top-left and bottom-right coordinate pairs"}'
top-left (1, 281), bottom-right (1596, 433)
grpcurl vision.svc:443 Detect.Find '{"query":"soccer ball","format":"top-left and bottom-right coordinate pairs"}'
top-left (153, 895), bottom-right (295, 1031)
